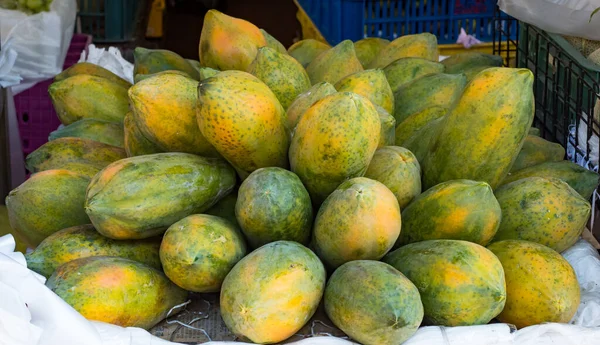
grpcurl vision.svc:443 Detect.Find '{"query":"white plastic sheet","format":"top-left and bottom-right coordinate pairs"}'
top-left (78, 45), bottom-right (134, 84)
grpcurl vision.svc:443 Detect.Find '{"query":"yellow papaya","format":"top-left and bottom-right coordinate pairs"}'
top-left (129, 72), bottom-right (219, 157)
top-left (306, 40), bottom-right (364, 85)
top-left (48, 118), bottom-right (124, 148)
top-left (197, 71), bottom-right (289, 179)
top-left (199, 10), bottom-right (267, 71)
top-left (123, 112), bottom-right (163, 157)
top-left (260, 28), bottom-right (287, 54)
top-left (376, 105), bottom-right (396, 147)
top-left (288, 39), bottom-right (331, 67)
top-left (286, 82), bottom-right (337, 131)
top-left (510, 135), bottom-right (565, 172)
top-left (133, 69), bottom-right (192, 83)
top-left (354, 37), bottom-right (390, 68)
top-left (369, 33), bottom-right (438, 69)
top-left (422, 68), bottom-right (534, 190)
top-left (248, 46), bottom-right (311, 110)
top-left (384, 57), bottom-right (445, 91)
top-left (289, 92), bottom-right (380, 204)
top-left (335, 69), bottom-right (394, 114)
top-left (133, 47), bottom-right (200, 80)
top-left (49, 74), bottom-right (129, 124)
top-left (55, 62), bottom-right (132, 89)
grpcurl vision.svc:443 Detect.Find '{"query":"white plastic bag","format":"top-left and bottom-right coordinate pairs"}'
top-left (498, 0), bottom-right (600, 41)
top-left (79, 44), bottom-right (134, 84)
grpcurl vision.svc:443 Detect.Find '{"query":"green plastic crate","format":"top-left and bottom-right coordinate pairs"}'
top-left (78, 0), bottom-right (140, 42)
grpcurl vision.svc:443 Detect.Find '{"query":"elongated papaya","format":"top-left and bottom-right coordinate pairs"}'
top-left (49, 75), bottom-right (129, 124)
top-left (286, 82), bottom-right (337, 131)
top-left (85, 153), bottom-right (236, 239)
top-left (510, 135), bottom-right (565, 172)
top-left (129, 72), bottom-right (219, 157)
top-left (422, 68), bottom-right (534, 190)
top-left (306, 40), bottom-right (364, 85)
top-left (377, 106), bottom-right (396, 147)
top-left (395, 106), bottom-right (448, 144)
top-left (288, 39), bottom-right (331, 67)
top-left (26, 224), bottom-right (161, 277)
top-left (369, 33), bottom-right (438, 68)
top-left (384, 57), bottom-right (445, 91)
top-left (123, 112), bottom-right (163, 157)
top-left (197, 71), bottom-right (289, 179)
top-left (48, 119), bottom-right (124, 148)
top-left (400, 112), bottom-right (447, 163)
top-left (289, 92), bottom-right (381, 204)
top-left (6, 170), bottom-right (90, 246)
top-left (442, 52), bottom-right (503, 74)
top-left (260, 29), bottom-right (287, 54)
top-left (55, 62), bottom-right (132, 88)
top-left (133, 70), bottom-right (192, 83)
top-left (199, 10), bottom-right (267, 71)
top-left (335, 69), bottom-right (394, 114)
top-left (354, 37), bottom-right (390, 68)
top-left (133, 47), bottom-right (200, 80)
top-left (248, 46), bottom-right (311, 110)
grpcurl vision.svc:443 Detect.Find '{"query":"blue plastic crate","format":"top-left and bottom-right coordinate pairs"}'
top-left (78, 0), bottom-right (140, 42)
top-left (297, 0), bottom-right (511, 45)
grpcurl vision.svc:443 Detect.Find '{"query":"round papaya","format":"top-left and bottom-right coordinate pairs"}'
top-left (46, 256), bottom-right (188, 330)
top-left (384, 240), bottom-right (506, 326)
top-left (313, 177), bottom-right (401, 269)
top-left (383, 57), bottom-right (444, 91)
top-left (306, 40), bottom-right (364, 85)
top-left (133, 47), bottom-right (200, 80)
top-left (354, 37), bottom-right (390, 68)
top-left (288, 39), bottom-right (331, 68)
top-left (160, 214), bottom-right (247, 292)
top-left (235, 167), bottom-right (313, 248)
top-left (220, 241), bottom-right (326, 344)
top-left (285, 81), bottom-right (337, 131)
top-left (325, 260), bottom-right (423, 345)
top-left (488, 240), bottom-right (580, 328)
top-left (334, 69), bottom-right (394, 114)
top-left (48, 118), bottom-right (125, 148)
top-left (369, 33), bottom-right (438, 69)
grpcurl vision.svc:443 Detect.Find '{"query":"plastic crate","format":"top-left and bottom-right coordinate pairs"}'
top-left (295, 0), bottom-right (513, 45)
top-left (13, 34), bottom-right (92, 158)
top-left (78, 0), bottom-right (140, 42)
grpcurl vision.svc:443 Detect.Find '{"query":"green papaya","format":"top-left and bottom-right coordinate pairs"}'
top-left (442, 52), bottom-right (503, 74)
top-left (376, 106), bottom-right (396, 147)
top-left (510, 135), bottom-right (565, 172)
top-left (133, 70), bottom-right (192, 83)
top-left (260, 28), bottom-right (287, 54)
top-left (48, 119), bottom-right (124, 148)
top-left (306, 40), bottom-right (363, 85)
top-left (354, 37), bottom-right (390, 68)
top-left (399, 110), bottom-right (448, 163)
top-left (55, 62), bottom-right (132, 89)
top-left (198, 67), bottom-right (219, 80)
top-left (123, 112), bottom-right (163, 157)
top-left (335, 69), bottom-right (394, 114)
top-left (369, 33), bottom-right (438, 68)
top-left (529, 127), bottom-right (541, 136)
top-left (395, 106), bottom-right (448, 145)
top-left (288, 39), bottom-right (331, 67)
top-left (383, 57), bottom-right (445, 91)
top-left (133, 47), bottom-right (200, 80)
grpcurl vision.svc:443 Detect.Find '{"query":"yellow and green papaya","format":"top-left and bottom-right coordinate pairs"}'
top-left (186, 58), bottom-right (202, 73)
top-left (123, 112), bottom-right (163, 157)
top-left (335, 69), bottom-right (394, 114)
top-left (286, 81), bottom-right (337, 131)
top-left (384, 240), bottom-right (506, 326)
top-left (442, 52), bottom-right (503, 74)
top-left (133, 69), bottom-right (192, 83)
top-left (220, 241), bottom-right (326, 343)
top-left (85, 153), bottom-right (236, 239)
top-left (376, 106), bottom-right (396, 147)
top-left (248, 46), bottom-right (311, 110)
top-left (198, 66), bottom-right (219, 80)
top-left (288, 39), bottom-right (331, 67)
top-left (306, 40), bottom-right (364, 85)
top-left (393, 73), bottom-right (467, 124)
top-left (197, 71), bottom-right (289, 179)
top-left (48, 118), bottom-right (124, 148)
top-left (49, 74), bottom-right (129, 125)
top-left (354, 37), bottom-right (390, 68)
top-left (383, 57), bottom-right (445, 91)
top-left (422, 68), bottom-right (534, 190)
top-left (492, 177), bottom-right (590, 252)
top-left (47, 256), bottom-right (187, 329)
top-left (199, 10), bottom-right (267, 71)
top-left (26, 224), bottom-right (161, 277)
top-left (369, 33), bottom-right (438, 68)
top-left (6, 170), bottom-right (90, 247)
top-left (395, 106), bottom-right (447, 145)
top-left (133, 47), bottom-right (200, 80)
top-left (55, 62), bottom-right (132, 89)
top-left (510, 135), bottom-right (565, 172)
top-left (129, 72), bottom-right (219, 157)
top-left (160, 214), bottom-right (247, 292)
top-left (289, 92), bottom-right (380, 204)
top-left (260, 28), bottom-right (287, 54)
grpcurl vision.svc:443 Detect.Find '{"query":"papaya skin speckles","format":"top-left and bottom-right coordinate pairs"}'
top-left (133, 47), bottom-right (200, 80)
top-left (49, 118), bottom-right (125, 148)
top-left (369, 33), bottom-right (439, 69)
top-left (335, 69), bottom-right (395, 115)
top-left (383, 57), bottom-right (445, 91)
top-left (510, 135), bottom-right (566, 172)
top-left (354, 38), bottom-right (390, 68)
top-left (306, 40), bottom-right (364, 85)
top-left (288, 39), bottom-right (331, 68)
top-left (286, 82), bottom-right (337, 132)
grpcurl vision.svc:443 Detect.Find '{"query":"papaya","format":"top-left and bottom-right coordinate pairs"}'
top-left (313, 177), bottom-right (401, 269)
top-left (288, 39), bottom-right (331, 67)
top-left (54, 62), bottom-right (132, 89)
top-left (129, 72), bottom-right (219, 157)
top-left (354, 37), bottom-right (390, 68)
top-left (235, 167), bottom-right (312, 248)
top-left (205, 189), bottom-right (239, 227)
top-left (25, 137), bottom-right (126, 178)
top-left (199, 10), bottom-right (267, 71)
top-left (133, 69), bottom-right (192, 83)
top-left (199, 67), bottom-right (219, 80)
top-left (334, 69), bottom-right (394, 114)
top-left (49, 74), bottom-right (129, 125)
top-left (325, 260), bottom-right (423, 345)
top-left (422, 68), bottom-right (534, 190)
top-left (85, 153), bottom-right (236, 239)
top-left (501, 160), bottom-right (600, 200)
top-left (369, 33), bottom-right (438, 69)
top-left (186, 59), bottom-right (202, 73)
top-left (248, 46), bottom-right (311, 110)
top-left (491, 177), bottom-right (590, 253)
top-left (220, 241), bottom-right (326, 344)
top-left (123, 111), bottom-right (163, 157)
top-left (442, 52), bottom-right (503, 74)
top-left (376, 106), bottom-right (396, 147)
top-left (365, 146), bottom-right (421, 209)
top-left (461, 65), bottom-right (494, 82)
top-left (395, 106), bottom-right (447, 144)
top-left (285, 81), bottom-right (337, 131)
top-left (289, 92), bottom-right (380, 204)
top-left (48, 118), bottom-right (124, 148)
top-left (46, 256), bottom-right (187, 329)
top-left (133, 47), bottom-right (200, 80)
top-left (197, 71), bottom-right (289, 179)
top-left (510, 135), bottom-right (565, 172)
top-left (26, 224), bottom-right (161, 277)
top-left (384, 240), bottom-right (506, 326)
top-left (306, 40), bottom-right (364, 85)
top-left (400, 112), bottom-right (447, 163)
top-left (160, 214), bottom-right (247, 292)
top-left (260, 28), bottom-right (287, 54)
top-left (529, 127), bottom-right (541, 136)
top-left (488, 240), bottom-right (580, 328)
top-left (6, 170), bottom-right (90, 247)
top-left (383, 57), bottom-right (445, 91)
top-left (398, 180), bottom-right (501, 247)
top-left (393, 73), bottom-right (467, 124)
